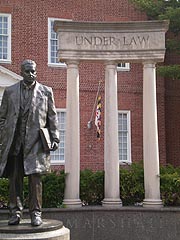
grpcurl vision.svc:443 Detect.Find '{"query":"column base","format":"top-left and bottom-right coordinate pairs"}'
top-left (102, 198), bottom-right (123, 207)
top-left (143, 199), bottom-right (163, 208)
top-left (63, 199), bottom-right (82, 208)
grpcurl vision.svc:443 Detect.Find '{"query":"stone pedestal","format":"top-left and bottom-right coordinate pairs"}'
top-left (0, 219), bottom-right (70, 240)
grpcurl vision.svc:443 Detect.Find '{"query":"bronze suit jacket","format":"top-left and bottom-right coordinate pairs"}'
top-left (0, 81), bottom-right (59, 177)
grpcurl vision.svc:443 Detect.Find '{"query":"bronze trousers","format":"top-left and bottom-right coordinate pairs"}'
top-left (8, 151), bottom-right (42, 217)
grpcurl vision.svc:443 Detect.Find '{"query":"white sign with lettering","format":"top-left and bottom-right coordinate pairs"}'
top-left (54, 21), bottom-right (169, 62)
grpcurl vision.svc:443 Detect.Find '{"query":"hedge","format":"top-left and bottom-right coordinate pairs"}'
top-left (1, 163), bottom-right (180, 208)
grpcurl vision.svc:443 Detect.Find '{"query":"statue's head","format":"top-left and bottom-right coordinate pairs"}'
top-left (21, 59), bottom-right (37, 85)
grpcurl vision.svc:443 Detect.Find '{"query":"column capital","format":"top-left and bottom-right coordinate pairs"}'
top-left (143, 62), bottom-right (156, 68)
top-left (104, 61), bottom-right (117, 68)
top-left (65, 60), bottom-right (80, 66)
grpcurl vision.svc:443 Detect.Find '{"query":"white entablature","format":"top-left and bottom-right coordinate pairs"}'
top-left (54, 20), bottom-right (169, 63)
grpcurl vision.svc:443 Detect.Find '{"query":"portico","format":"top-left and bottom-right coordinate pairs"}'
top-left (54, 20), bottom-right (169, 208)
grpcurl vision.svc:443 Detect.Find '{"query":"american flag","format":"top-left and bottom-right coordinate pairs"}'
top-left (95, 96), bottom-right (102, 140)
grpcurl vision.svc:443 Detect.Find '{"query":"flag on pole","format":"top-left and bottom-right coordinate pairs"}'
top-left (95, 96), bottom-right (102, 140)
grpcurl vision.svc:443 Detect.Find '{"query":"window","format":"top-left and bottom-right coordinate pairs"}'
top-left (51, 109), bottom-right (66, 165)
top-left (48, 18), bottom-right (66, 67)
top-left (117, 63), bottom-right (130, 71)
top-left (0, 14), bottom-right (11, 62)
top-left (118, 111), bottom-right (131, 164)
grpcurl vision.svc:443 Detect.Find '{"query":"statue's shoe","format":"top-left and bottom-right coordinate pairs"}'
top-left (8, 214), bottom-right (21, 225)
top-left (31, 215), bottom-right (43, 226)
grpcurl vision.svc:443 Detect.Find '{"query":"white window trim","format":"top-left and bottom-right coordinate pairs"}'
top-left (118, 110), bottom-right (132, 165)
top-left (51, 108), bottom-right (66, 165)
top-left (117, 63), bottom-right (130, 72)
top-left (0, 13), bottom-right (11, 63)
top-left (48, 18), bottom-right (71, 68)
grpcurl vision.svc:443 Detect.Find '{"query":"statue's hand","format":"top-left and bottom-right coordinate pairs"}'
top-left (51, 141), bottom-right (59, 151)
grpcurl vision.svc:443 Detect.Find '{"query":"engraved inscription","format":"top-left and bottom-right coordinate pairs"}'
top-left (66, 218), bottom-right (78, 229)
top-left (63, 213), bottom-right (180, 239)
top-left (97, 218), bottom-right (105, 228)
top-left (75, 35), bottom-right (149, 48)
top-left (64, 216), bottom-right (116, 230)
top-left (76, 36), bottom-right (119, 46)
top-left (56, 20), bottom-right (168, 61)
top-left (123, 35), bottom-right (149, 46)
top-left (82, 218), bottom-right (92, 229)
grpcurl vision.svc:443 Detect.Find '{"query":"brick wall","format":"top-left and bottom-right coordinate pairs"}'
top-left (0, 0), bottom-right (168, 170)
top-left (165, 68), bottom-right (180, 166)
top-left (164, 32), bottom-right (180, 166)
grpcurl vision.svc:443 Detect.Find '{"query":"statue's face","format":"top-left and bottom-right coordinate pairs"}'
top-left (22, 63), bottom-right (37, 84)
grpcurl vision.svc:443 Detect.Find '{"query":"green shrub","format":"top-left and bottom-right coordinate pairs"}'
top-left (1, 164), bottom-right (180, 208)
top-left (80, 163), bottom-right (145, 206)
top-left (0, 178), bottom-right (8, 208)
top-left (42, 171), bottom-right (65, 208)
top-left (80, 169), bottom-right (104, 205)
top-left (0, 171), bottom-right (65, 209)
top-left (23, 177), bottom-right (29, 208)
top-left (160, 165), bottom-right (180, 206)
top-left (79, 163), bottom-right (180, 206)
top-left (120, 162), bottom-right (144, 205)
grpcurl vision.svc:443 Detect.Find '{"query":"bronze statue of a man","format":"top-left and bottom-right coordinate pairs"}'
top-left (0, 60), bottom-right (59, 226)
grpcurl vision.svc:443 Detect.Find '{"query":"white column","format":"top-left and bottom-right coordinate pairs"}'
top-left (102, 62), bottom-right (122, 207)
top-left (143, 62), bottom-right (163, 208)
top-left (63, 60), bottom-right (82, 208)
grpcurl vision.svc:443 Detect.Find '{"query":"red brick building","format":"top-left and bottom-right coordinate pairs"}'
top-left (0, 0), bottom-right (179, 169)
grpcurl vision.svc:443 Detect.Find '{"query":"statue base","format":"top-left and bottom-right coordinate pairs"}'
top-left (0, 219), bottom-right (70, 240)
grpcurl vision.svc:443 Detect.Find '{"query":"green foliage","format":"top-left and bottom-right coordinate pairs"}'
top-left (157, 65), bottom-right (180, 80)
top-left (131, 0), bottom-right (180, 34)
top-left (23, 177), bottom-right (29, 208)
top-left (0, 172), bottom-right (66, 209)
top-left (120, 162), bottom-right (144, 205)
top-left (42, 171), bottom-right (66, 208)
top-left (160, 164), bottom-right (178, 174)
top-left (166, 39), bottom-right (180, 53)
top-left (131, 0), bottom-right (180, 80)
top-left (0, 178), bottom-right (8, 208)
top-left (13, 172), bottom-right (66, 209)
top-left (159, 5), bottom-right (180, 34)
top-left (80, 163), bottom-right (145, 206)
top-left (80, 164), bottom-right (145, 206)
top-left (1, 164), bottom-right (180, 207)
top-left (160, 165), bottom-right (180, 205)
top-left (80, 169), bottom-right (104, 205)
top-left (130, 0), bottom-right (166, 19)
top-left (130, 0), bottom-right (180, 22)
